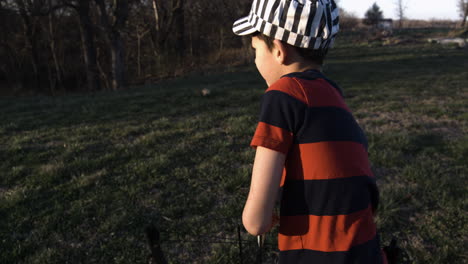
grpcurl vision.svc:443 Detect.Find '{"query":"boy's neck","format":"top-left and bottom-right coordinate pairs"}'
top-left (281, 61), bottom-right (322, 76)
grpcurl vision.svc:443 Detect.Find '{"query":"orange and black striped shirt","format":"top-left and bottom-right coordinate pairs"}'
top-left (251, 70), bottom-right (384, 263)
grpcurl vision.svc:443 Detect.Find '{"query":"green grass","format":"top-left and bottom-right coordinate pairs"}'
top-left (1, 41), bottom-right (467, 263)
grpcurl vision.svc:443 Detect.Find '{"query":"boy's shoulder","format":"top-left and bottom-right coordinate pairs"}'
top-left (284, 70), bottom-right (343, 97)
top-left (266, 76), bottom-right (307, 105)
top-left (266, 70), bottom-right (343, 105)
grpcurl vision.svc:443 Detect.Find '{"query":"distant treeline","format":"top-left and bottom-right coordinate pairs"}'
top-left (0, 0), bottom-right (254, 95)
top-left (0, 1), bottom-right (461, 95)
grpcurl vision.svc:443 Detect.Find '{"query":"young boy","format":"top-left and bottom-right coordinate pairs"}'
top-left (233, 0), bottom-right (386, 263)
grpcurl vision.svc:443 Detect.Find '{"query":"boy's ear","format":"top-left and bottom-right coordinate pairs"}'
top-left (272, 39), bottom-right (288, 65)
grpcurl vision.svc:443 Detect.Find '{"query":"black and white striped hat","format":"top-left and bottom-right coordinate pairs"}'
top-left (232, 0), bottom-right (339, 50)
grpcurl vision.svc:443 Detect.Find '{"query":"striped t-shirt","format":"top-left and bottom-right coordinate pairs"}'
top-left (250, 70), bottom-right (384, 263)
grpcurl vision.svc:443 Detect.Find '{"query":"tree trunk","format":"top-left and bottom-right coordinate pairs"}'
top-left (77, 0), bottom-right (101, 92)
top-left (48, 5), bottom-right (63, 94)
top-left (137, 30), bottom-right (142, 77)
top-left (150, 0), bottom-right (164, 54)
top-left (458, 0), bottom-right (468, 27)
top-left (217, 27), bottom-right (224, 61)
top-left (17, 0), bottom-right (41, 92)
top-left (94, 0), bottom-right (128, 90)
top-left (150, 0), bottom-right (184, 56)
top-left (136, 27), bottom-right (149, 77)
top-left (397, 0), bottom-right (404, 28)
top-left (110, 31), bottom-right (125, 91)
top-left (173, 0), bottom-right (185, 57)
top-left (462, 12), bottom-right (467, 27)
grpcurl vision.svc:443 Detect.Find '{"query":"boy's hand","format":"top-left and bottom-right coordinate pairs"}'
top-left (258, 213), bottom-right (279, 247)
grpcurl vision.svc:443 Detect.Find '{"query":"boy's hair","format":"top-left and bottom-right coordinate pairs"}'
top-left (253, 32), bottom-right (328, 65)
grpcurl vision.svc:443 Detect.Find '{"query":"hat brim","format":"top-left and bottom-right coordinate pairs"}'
top-left (232, 16), bottom-right (258, 36)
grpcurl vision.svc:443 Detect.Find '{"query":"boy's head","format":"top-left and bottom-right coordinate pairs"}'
top-left (233, 0), bottom-right (339, 84)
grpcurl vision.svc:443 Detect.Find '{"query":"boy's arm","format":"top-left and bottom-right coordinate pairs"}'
top-left (243, 146), bottom-right (285, 236)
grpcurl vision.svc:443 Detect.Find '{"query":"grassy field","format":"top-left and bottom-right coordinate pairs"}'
top-left (1, 39), bottom-right (467, 263)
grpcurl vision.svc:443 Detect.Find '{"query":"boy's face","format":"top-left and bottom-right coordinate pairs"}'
top-left (252, 36), bottom-right (282, 87)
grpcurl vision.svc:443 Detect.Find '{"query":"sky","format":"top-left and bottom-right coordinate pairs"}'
top-left (338, 0), bottom-right (460, 20)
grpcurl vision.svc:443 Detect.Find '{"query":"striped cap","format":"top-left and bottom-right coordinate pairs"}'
top-left (232, 0), bottom-right (339, 50)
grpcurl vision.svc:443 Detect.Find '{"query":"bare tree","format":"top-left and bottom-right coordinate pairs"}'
top-left (61, 0), bottom-right (101, 92)
top-left (173, 0), bottom-right (185, 57)
top-left (395, 0), bottom-right (407, 28)
top-left (4, 0), bottom-right (65, 93)
top-left (94, 0), bottom-right (130, 90)
top-left (338, 7), bottom-right (360, 31)
top-left (459, 0), bottom-right (468, 27)
top-left (0, 0), bottom-right (20, 92)
top-left (15, 0), bottom-right (41, 91)
top-left (134, 18), bottom-right (150, 78)
top-left (150, 0), bottom-right (184, 55)
top-left (0, 0), bottom-right (271, 94)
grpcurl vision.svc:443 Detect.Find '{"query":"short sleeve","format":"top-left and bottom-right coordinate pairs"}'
top-left (250, 78), bottom-right (306, 154)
